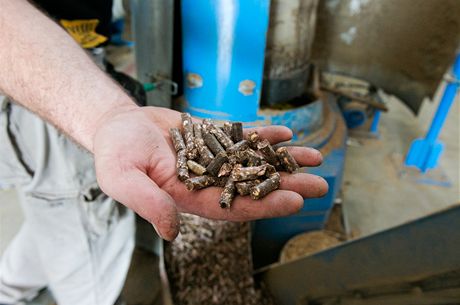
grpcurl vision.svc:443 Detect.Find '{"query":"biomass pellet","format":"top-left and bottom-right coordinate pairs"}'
top-left (209, 123), bottom-right (234, 149)
top-left (206, 151), bottom-right (229, 177)
top-left (276, 147), bottom-right (299, 173)
top-left (202, 118), bottom-right (213, 132)
top-left (164, 215), bottom-right (275, 305)
top-left (187, 160), bottom-right (207, 176)
top-left (231, 165), bottom-right (268, 182)
top-left (231, 148), bottom-right (265, 166)
top-left (257, 139), bottom-right (279, 166)
top-left (247, 130), bottom-right (261, 148)
top-left (213, 177), bottom-right (229, 187)
top-left (235, 180), bottom-right (260, 196)
top-left (226, 140), bottom-right (249, 154)
top-left (250, 172), bottom-right (280, 200)
top-left (173, 114), bottom-right (309, 208)
top-left (193, 123), bottom-right (214, 166)
top-left (185, 175), bottom-right (216, 191)
top-left (181, 113), bottom-right (198, 159)
top-left (203, 132), bottom-right (225, 155)
top-left (217, 163), bottom-right (233, 177)
top-left (177, 149), bottom-right (189, 181)
top-left (169, 128), bottom-right (186, 152)
top-left (219, 178), bottom-right (236, 209)
top-left (223, 122), bottom-right (232, 137)
top-left (231, 122), bottom-right (244, 142)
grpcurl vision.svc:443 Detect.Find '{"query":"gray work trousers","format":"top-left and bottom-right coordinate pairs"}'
top-left (0, 97), bottom-right (135, 305)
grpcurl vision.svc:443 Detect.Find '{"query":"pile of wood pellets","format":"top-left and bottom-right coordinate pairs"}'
top-left (165, 215), bottom-right (275, 305)
top-left (169, 113), bottom-right (299, 208)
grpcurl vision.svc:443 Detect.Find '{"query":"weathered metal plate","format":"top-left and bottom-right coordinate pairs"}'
top-left (312, 0), bottom-right (460, 113)
top-left (260, 204), bottom-right (460, 305)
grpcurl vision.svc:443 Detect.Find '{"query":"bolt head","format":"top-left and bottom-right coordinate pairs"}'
top-left (186, 73), bottom-right (203, 88)
top-left (238, 80), bottom-right (256, 96)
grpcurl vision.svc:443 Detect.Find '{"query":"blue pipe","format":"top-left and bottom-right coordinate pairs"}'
top-left (181, 0), bottom-right (270, 121)
top-left (370, 110), bottom-right (381, 134)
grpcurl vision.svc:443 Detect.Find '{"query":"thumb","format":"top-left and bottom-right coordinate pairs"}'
top-left (98, 167), bottom-right (180, 241)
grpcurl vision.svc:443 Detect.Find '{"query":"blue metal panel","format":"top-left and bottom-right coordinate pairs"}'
top-left (178, 97), bottom-right (326, 143)
top-left (307, 149), bottom-right (346, 212)
top-left (248, 99), bottom-right (324, 142)
top-left (252, 99), bottom-right (347, 268)
top-left (181, 0), bottom-right (270, 121)
top-left (252, 146), bottom-right (346, 269)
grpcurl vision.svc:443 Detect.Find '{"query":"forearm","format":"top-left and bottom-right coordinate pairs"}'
top-left (0, 0), bottom-right (138, 151)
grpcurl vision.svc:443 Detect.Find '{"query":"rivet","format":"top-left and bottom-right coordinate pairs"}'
top-left (238, 80), bottom-right (256, 96)
top-left (186, 73), bottom-right (203, 88)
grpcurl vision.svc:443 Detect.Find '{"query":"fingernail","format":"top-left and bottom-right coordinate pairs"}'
top-left (318, 176), bottom-right (329, 196)
top-left (308, 147), bottom-right (323, 162)
top-left (151, 223), bottom-right (164, 240)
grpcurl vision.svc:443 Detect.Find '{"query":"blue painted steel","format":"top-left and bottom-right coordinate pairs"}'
top-left (248, 100), bottom-right (324, 142)
top-left (181, 0), bottom-right (270, 121)
top-left (252, 100), bottom-right (347, 268)
top-left (110, 19), bottom-right (134, 47)
top-left (370, 109), bottom-right (381, 134)
top-left (405, 54), bottom-right (460, 172)
top-left (253, 148), bottom-right (346, 268)
top-left (342, 108), bottom-right (366, 129)
top-left (180, 1), bottom-right (347, 269)
top-left (179, 97), bottom-right (326, 144)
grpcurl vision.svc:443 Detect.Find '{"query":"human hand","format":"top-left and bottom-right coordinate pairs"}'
top-left (93, 106), bottom-right (328, 241)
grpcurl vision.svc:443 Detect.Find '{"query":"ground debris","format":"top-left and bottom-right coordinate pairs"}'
top-left (165, 215), bottom-right (276, 305)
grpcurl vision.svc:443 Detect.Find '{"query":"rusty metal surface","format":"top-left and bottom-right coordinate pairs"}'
top-left (312, 0), bottom-right (460, 113)
top-left (262, 0), bottom-right (319, 105)
top-left (260, 204), bottom-right (460, 305)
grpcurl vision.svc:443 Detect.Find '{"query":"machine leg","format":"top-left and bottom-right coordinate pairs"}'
top-left (405, 53), bottom-right (460, 172)
top-left (369, 109), bottom-right (381, 135)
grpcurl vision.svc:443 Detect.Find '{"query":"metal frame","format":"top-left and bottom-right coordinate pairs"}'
top-left (260, 204), bottom-right (460, 305)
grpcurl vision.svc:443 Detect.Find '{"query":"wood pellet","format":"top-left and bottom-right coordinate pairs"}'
top-left (173, 113), bottom-right (300, 208)
top-left (165, 215), bottom-right (275, 305)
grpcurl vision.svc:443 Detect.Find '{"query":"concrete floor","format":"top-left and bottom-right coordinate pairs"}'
top-left (342, 85), bottom-right (459, 237)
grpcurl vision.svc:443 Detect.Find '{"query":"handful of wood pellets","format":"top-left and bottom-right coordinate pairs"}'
top-left (169, 113), bottom-right (299, 209)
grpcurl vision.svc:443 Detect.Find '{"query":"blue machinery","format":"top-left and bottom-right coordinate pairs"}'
top-left (174, 1), bottom-right (460, 303)
top-left (181, 0), bottom-right (346, 267)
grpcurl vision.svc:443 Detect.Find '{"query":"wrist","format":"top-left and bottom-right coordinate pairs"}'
top-left (87, 96), bottom-right (139, 153)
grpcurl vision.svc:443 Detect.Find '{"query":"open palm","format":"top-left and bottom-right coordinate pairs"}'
top-left (93, 106), bottom-right (328, 240)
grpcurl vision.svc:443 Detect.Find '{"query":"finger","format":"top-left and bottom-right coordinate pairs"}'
top-left (279, 172), bottom-right (328, 198)
top-left (230, 190), bottom-right (304, 220)
top-left (243, 125), bottom-right (292, 145)
top-left (175, 184), bottom-right (303, 221)
top-left (242, 127), bottom-right (323, 166)
top-left (285, 146), bottom-right (323, 167)
top-left (99, 167), bottom-right (180, 241)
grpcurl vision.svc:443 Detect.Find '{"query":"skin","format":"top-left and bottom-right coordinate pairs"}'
top-left (0, 0), bottom-right (328, 241)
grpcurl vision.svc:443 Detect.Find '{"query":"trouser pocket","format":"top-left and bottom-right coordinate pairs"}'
top-left (79, 183), bottom-right (124, 240)
top-left (0, 98), bottom-right (32, 189)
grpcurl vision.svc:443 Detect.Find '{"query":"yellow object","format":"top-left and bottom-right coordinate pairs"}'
top-left (59, 19), bottom-right (107, 48)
